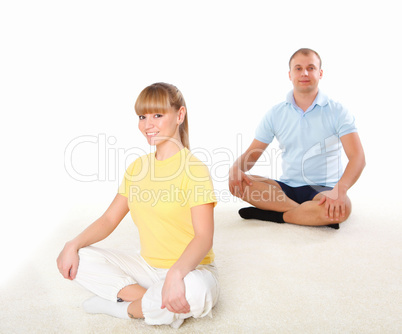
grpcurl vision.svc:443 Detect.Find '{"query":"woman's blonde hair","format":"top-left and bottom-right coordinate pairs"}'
top-left (135, 82), bottom-right (189, 149)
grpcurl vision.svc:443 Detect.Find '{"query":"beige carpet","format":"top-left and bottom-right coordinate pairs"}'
top-left (1, 197), bottom-right (401, 334)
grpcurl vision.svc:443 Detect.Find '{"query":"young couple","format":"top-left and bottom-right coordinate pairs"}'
top-left (57, 49), bottom-right (365, 328)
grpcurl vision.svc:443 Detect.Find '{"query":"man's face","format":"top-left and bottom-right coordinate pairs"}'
top-left (289, 53), bottom-right (323, 94)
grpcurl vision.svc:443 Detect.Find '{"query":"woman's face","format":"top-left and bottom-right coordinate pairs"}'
top-left (138, 108), bottom-right (182, 147)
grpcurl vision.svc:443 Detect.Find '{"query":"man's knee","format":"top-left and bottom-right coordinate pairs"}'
top-left (319, 197), bottom-right (352, 225)
top-left (229, 181), bottom-right (251, 199)
top-left (339, 198), bottom-right (352, 224)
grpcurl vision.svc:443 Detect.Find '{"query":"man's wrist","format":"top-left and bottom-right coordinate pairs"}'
top-left (334, 182), bottom-right (348, 195)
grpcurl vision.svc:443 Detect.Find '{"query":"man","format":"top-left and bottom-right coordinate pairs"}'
top-left (229, 48), bottom-right (365, 229)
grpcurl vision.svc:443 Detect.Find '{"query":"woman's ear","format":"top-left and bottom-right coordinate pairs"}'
top-left (177, 106), bottom-right (186, 124)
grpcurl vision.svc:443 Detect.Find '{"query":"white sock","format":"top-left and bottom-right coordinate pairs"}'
top-left (170, 318), bottom-right (184, 329)
top-left (82, 296), bottom-right (131, 319)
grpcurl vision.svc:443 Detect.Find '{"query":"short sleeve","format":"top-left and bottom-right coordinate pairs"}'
top-left (255, 110), bottom-right (275, 144)
top-left (118, 161), bottom-right (136, 198)
top-left (184, 157), bottom-right (217, 208)
top-left (337, 107), bottom-right (357, 138)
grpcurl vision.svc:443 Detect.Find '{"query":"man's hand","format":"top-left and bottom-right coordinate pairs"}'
top-left (229, 167), bottom-right (252, 198)
top-left (318, 188), bottom-right (348, 221)
top-left (161, 270), bottom-right (190, 314)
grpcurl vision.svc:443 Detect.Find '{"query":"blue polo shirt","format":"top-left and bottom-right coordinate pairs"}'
top-left (255, 90), bottom-right (357, 187)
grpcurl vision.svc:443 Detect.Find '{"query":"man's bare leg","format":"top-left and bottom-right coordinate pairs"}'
top-left (283, 193), bottom-right (351, 226)
top-left (238, 176), bottom-right (299, 212)
top-left (237, 176), bottom-right (351, 226)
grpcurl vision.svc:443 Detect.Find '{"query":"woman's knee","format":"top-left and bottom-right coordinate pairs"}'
top-left (183, 270), bottom-right (219, 316)
top-left (77, 245), bottom-right (96, 259)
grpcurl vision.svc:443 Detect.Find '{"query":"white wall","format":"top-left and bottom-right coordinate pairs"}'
top-left (1, 0), bottom-right (400, 283)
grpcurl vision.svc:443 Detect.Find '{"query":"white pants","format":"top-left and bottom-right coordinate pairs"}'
top-left (75, 246), bottom-right (219, 326)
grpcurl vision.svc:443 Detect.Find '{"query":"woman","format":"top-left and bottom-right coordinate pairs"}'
top-left (57, 83), bottom-right (219, 328)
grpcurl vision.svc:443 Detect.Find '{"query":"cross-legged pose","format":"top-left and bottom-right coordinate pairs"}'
top-left (229, 49), bottom-right (365, 229)
top-left (57, 83), bottom-right (219, 328)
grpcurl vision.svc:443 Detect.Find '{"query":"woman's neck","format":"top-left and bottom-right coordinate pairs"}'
top-left (154, 139), bottom-right (184, 161)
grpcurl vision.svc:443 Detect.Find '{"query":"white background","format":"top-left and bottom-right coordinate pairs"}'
top-left (1, 0), bottom-right (401, 284)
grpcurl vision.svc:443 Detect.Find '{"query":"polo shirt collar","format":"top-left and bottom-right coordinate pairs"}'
top-left (286, 90), bottom-right (329, 113)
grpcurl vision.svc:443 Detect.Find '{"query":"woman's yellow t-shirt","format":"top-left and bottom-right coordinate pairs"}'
top-left (119, 148), bottom-right (217, 268)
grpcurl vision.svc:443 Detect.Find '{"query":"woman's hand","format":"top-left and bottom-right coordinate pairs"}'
top-left (161, 270), bottom-right (190, 314)
top-left (56, 194), bottom-right (129, 280)
top-left (57, 242), bottom-right (79, 280)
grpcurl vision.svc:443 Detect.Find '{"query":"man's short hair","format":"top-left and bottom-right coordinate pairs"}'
top-left (289, 48), bottom-right (322, 69)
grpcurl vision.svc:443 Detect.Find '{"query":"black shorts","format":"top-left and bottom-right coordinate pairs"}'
top-left (276, 181), bottom-right (333, 204)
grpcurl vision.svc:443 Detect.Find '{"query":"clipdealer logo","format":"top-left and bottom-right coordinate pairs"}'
top-left (64, 133), bottom-right (281, 183)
